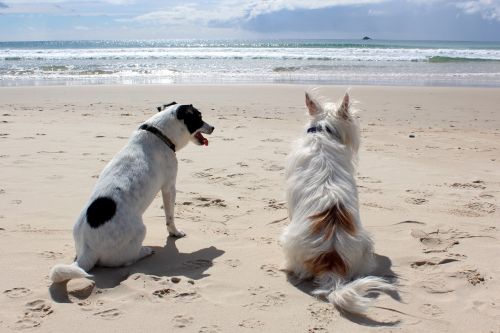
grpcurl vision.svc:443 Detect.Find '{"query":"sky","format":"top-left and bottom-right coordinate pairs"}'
top-left (1, 0), bottom-right (500, 41)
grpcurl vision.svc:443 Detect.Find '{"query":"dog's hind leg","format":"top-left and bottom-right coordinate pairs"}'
top-left (97, 219), bottom-right (153, 267)
top-left (122, 246), bottom-right (154, 266)
top-left (121, 220), bottom-right (154, 266)
top-left (162, 186), bottom-right (186, 238)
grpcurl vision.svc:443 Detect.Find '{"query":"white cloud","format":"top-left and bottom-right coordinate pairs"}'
top-left (456, 0), bottom-right (500, 21)
top-left (3, 0), bottom-right (135, 3)
top-left (129, 0), bottom-right (389, 25)
top-left (405, 0), bottom-right (500, 21)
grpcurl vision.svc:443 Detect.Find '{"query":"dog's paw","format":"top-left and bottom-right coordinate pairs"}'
top-left (169, 230), bottom-right (186, 238)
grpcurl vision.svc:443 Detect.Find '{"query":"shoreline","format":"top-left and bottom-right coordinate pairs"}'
top-left (0, 84), bottom-right (499, 332)
top-left (2, 80), bottom-right (500, 89)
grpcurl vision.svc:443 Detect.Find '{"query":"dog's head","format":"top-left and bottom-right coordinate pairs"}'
top-left (175, 104), bottom-right (214, 146)
top-left (154, 102), bottom-right (214, 150)
top-left (305, 91), bottom-right (360, 154)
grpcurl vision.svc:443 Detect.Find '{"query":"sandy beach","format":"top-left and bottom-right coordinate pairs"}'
top-left (0, 84), bottom-right (499, 332)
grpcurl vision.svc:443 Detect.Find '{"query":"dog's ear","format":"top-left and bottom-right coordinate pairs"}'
top-left (337, 93), bottom-right (350, 120)
top-left (305, 93), bottom-right (320, 116)
top-left (157, 101), bottom-right (177, 112)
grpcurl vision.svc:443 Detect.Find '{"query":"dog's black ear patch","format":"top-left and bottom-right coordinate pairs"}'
top-left (176, 104), bottom-right (204, 134)
top-left (86, 197), bottom-right (116, 229)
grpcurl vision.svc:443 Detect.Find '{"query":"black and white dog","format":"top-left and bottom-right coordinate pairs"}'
top-left (50, 102), bottom-right (214, 282)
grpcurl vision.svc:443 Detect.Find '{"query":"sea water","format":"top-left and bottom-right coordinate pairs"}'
top-left (1, 39), bottom-right (500, 87)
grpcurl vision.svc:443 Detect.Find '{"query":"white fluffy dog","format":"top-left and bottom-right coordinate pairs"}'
top-left (50, 102), bottom-right (214, 283)
top-left (280, 91), bottom-right (395, 314)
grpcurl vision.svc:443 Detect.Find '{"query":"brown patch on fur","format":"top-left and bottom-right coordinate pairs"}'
top-left (305, 248), bottom-right (348, 276)
top-left (309, 202), bottom-right (356, 239)
top-left (305, 202), bottom-right (356, 277)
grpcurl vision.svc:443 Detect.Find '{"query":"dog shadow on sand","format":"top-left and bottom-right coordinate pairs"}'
top-left (49, 237), bottom-right (224, 303)
top-left (289, 253), bottom-right (403, 327)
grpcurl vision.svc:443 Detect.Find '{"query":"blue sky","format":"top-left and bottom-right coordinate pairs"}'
top-left (1, 0), bottom-right (500, 41)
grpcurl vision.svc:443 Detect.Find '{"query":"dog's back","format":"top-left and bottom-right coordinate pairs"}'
top-left (281, 92), bottom-right (395, 314)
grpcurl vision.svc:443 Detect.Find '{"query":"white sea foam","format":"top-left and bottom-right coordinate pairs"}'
top-left (1, 40), bottom-right (500, 86)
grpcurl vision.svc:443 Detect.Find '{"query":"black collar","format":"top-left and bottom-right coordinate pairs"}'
top-left (307, 125), bottom-right (341, 141)
top-left (307, 125), bottom-right (332, 135)
top-left (139, 123), bottom-right (176, 152)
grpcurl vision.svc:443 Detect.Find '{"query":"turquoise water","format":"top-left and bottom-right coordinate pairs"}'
top-left (1, 39), bottom-right (500, 87)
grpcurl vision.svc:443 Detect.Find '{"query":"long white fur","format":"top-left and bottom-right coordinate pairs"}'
top-left (50, 104), bottom-right (213, 283)
top-left (280, 91), bottom-right (395, 314)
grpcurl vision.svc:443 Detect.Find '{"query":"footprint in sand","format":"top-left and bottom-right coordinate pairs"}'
top-left (152, 288), bottom-right (177, 299)
top-left (262, 162), bottom-right (284, 172)
top-left (248, 285), bottom-right (267, 296)
top-left (39, 251), bottom-right (64, 260)
top-left (410, 229), bottom-right (460, 253)
top-left (405, 197), bottom-right (429, 205)
top-left (260, 264), bottom-right (282, 277)
top-left (416, 275), bottom-right (454, 294)
top-left (173, 291), bottom-right (200, 303)
top-left (172, 315), bottom-right (194, 328)
top-left (199, 325), bottom-right (221, 333)
top-left (419, 303), bottom-right (443, 317)
top-left (93, 308), bottom-right (123, 320)
top-left (465, 202), bottom-right (496, 214)
top-left (449, 269), bottom-right (486, 286)
top-left (13, 318), bottom-right (41, 330)
top-left (357, 185), bottom-right (383, 194)
top-left (395, 220), bottom-right (426, 226)
top-left (358, 176), bottom-right (382, 184)
top-left (307, 301), bottom-right (338, 330)
top-left (266, 198), bottom-right (286, 210)
top-left (238, 318), bottom-right (264, 329)
top-left (14, 299), bottom-right (53, 329)
top-left (223, 259), bottom-right (241, 268)
top-left (24, 300), bottom-right (53, 318)
top-left (243, 291), bottom-right (287, 310)
top-left (261, 138), bottom-right (283, 143)
top-left (449, 181), bottom-right (486, 190)
top-left (4, 287), bottom-right (32, 298)
top-left (410, 257), bottom-right (460, 269)
top-left (77, 299), bottom-right (105, 312)
top-left (193, 168), bottom-right (227, 184)
top-left (362, 202), bottom-right (392, 210)
top-left (194, 197), bottom-right (227, 208)
top-left (449, 201), bottom-right (496, 217)
top-left (226, 173), bottom-right (244, 179)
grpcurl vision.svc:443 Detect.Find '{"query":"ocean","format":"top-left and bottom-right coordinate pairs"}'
top-left (1, 39), bottom-right (500, 87)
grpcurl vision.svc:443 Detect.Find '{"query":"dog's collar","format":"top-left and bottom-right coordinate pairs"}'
top-left (307, 125), bottom-right (332, 135)
top-left (307, 125), bottom-right (341, 141)
top-left (139, 123), bottom-right (176, 152)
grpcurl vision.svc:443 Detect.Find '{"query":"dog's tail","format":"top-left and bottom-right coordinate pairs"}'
top-left (313, 276), bottom-right (396, 314)
top-left (49, 252), bottom-right (96, 283)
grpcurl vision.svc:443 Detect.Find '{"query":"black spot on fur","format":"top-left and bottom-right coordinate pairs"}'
top-left (86, 197), bottom-right (116, 229)
top-left (176, 104), bottom-right (204, 134)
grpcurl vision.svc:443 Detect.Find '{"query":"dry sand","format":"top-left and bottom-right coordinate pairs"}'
top-left (0, 85), bottom-right (499, 332)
